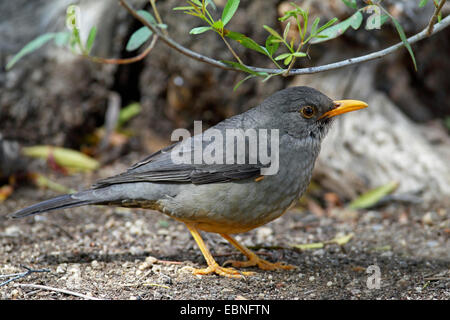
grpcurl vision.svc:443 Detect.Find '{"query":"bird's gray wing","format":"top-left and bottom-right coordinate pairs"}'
top-left (92, 139), bottom-right (265, 188)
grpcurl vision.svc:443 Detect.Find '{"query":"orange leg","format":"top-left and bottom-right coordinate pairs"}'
top-left (220, 233), bottom-right (296, 271)
top-left (185, 224), bottom-right (254, 278)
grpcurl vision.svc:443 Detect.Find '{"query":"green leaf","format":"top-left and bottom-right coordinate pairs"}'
top-left (126, 26), bottom-right (152, 51)
top-left (350, 11), bottom-right (363, 29)
top-left (53, 32), bottom-right (71, 47)
top-left (137, 10), bottom-right (156, 25)
top-left (206, 0), bottom-right (217, 11)
top-left (283, 55), bottom-right (293, 65)
top-left (316, 17), bottom-right (339, 34)
top-left (309, 11), bottom-right (362, 44)
top-left (212, 19), bottom-right (224, 31)
top-left (274, 53), bottom-right (291, 61)
top-left (189, 26), bottom-right (212, 34)
top-left (263, 25), bottom-right (282, 39)
top-left (22, 146), bottom-right (100, 172)
top-left (348, 181), bottom-right (399, 209)
top-left (292, 52), bottom-right (307, 57)
top-left (222, 0), bottom-right (240, 26)
top-left (265, 35), bottom-right (280, 56)
top-left (283, 21), bottom-right (291, 41)
top-left (233, 74), bottom-right (255, 91)
top-left (173, 6), bottom-right (193, 11)
top-left (225, 31), bottom-right (267, 55)
top-left (86, 26), bottom-right (97, 54)
top-left (419, 0), bottom-right (429, 8)
top-left (341, 0), bottom-right (357, 9)
top-left (311, 17), bottom-right (320, 35)
top-left (222, 60), bottom-right (266, 77)
top-left (189, 0), bottom-right (202, 6)
top-left (6, 33), bottom-right (56, 70)
top-left (118, 103), bottom-right (142, 127)
top-left (380, 14), bottom-right (389, 27)
top-left (33, 173), bottom-right (76, 194)
top-left (390, 15), bottom-right (417, 71)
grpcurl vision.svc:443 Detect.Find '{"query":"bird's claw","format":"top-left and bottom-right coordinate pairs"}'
top-left (224, 257), bottom-right (296, 271)
top-left (190, 263), bottom-right (255, 278)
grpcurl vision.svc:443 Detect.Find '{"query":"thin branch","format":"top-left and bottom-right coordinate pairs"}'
top-left (85, 35), bottom-right (159, 64)
top-left (119, 0), bottom-right (450, 75)
top-left (150, 0), bottom-right (168, 36)
top-left (0, 266), bottom-right (50, 287)
top-left (221, 35), bottom-right (244, 65)
top-left (426, 0), bottom-right (446, 36)
top-left (14, 283), bottom-right (101, 300)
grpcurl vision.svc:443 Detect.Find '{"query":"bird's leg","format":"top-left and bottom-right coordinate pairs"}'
top-left (185, 224), bottom-right (254, 278)
top-left (221, 233), bottom-right (296, 271)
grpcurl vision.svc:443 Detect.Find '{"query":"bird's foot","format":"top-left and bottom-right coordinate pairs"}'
top-left (191, 263), bottom-right (255, 278)
top-left (224, 256), bottom-right (296, 271)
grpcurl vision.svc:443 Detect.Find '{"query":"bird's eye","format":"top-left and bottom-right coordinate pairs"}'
top-left (300, 106), bottom-right (315, 119)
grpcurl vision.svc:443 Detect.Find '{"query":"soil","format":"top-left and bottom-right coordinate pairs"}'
top-left (0, 153), bottom-right (448, 300)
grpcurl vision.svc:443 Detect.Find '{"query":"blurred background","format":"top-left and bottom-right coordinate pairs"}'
top-left (0, 0), bottom-right (448, 299)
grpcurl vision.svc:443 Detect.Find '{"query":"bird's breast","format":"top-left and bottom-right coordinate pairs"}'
top-left (157, 136), bottom-right (319, 234)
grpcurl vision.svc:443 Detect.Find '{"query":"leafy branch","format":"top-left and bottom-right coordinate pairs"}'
top-left (5, 3), bottom-right (164, 70)
top-left (5, 0), bottom-right (450, 89)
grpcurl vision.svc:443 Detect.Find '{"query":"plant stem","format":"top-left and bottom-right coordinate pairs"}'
top-left (426, 0), bottom-right (446, 36)
top-left (118, 0), bottom-right (450, 76)
top-left (221, 35), bottom-right (244, 65)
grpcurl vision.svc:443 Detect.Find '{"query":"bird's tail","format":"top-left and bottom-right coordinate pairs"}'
top-left (11, 192), bottom-right (94, 219)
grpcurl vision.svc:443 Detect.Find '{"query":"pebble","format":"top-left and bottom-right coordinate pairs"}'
top-left (178, 266), bottom-right (194, 274)
top-left (422, 212), bottom-right (437, 226)
top-left (256, 227), bottom-right (273, 243)
top-left (4, 226), bottom-right (21, 237)
top-left (56, 265), bottom-right (66, 274)
top-left (91, 260), bottom-right (101, 270)
top-left (309, 276), bottom-right (315, 282)
top-left (327, 281), bottom-right (333, 287)
top-left (139, 256), bottom-right (158, 270)
top-left (11, 289), bottom-right (20, 299)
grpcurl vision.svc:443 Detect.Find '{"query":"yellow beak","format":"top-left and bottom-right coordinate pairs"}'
top-left (319, 100), bottom-right (368, 119)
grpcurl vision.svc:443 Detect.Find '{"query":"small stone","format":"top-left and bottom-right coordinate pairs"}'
top-left (422, 212), bottom-right (436, 225)
top-left (157, 229), bottom-right (169, 235)
top-left (256, 227), bottom-right (273, 243)
top-left (327, 281), bottom-right (333, 287)
top-left (11, 289), bottom-right (20, 299)
top-left (309, 276), bottom-right (315, 282)
top-left (56, 265), bottom-right (66, 274)
top-left (138, 257), bottom-right (157, 271)
top-left (178, 266), bottom-right (194, 274)
top-left (145, 256), bottom-right (158, 265)
top-left (4, 226), bottom-right (21, 237)
top-left (91, 260), bottom-right (101, 270)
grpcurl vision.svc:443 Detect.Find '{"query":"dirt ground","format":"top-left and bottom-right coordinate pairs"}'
top-left (0, 154), bottom-right (448, 300)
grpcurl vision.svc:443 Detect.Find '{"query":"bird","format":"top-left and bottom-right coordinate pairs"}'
top-left (11, 86), bottom-right (368, 278)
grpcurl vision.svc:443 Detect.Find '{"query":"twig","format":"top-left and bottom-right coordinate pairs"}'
top-left (85, 35), bottom-right (159, 64)
top-left (221, 35), bottom-right (244, 64)
top-left (13, 283), bottom-right (101, 300)
top-left (427, 0), bottom-right (446, 36)
top-left (149, 0), bottom-right (168, 36)
top-left (0, 266), bottom-right (50, 287)
top-left (119, 0), bottom-right (450, 75)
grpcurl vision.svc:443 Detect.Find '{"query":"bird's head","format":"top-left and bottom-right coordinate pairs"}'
top-left (260, 86), bottom-right (368, 141)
